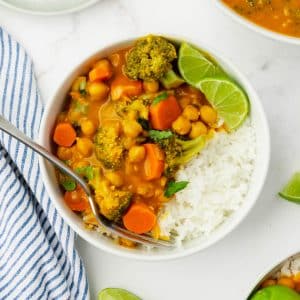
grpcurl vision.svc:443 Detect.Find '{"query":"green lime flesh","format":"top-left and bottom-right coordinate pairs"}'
top-left (279, 172), bottom-right (300, 203)
top-left (98, 288), bottom-right (141, 300)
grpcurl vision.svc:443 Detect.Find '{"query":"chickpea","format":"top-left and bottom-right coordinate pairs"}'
top-left (81, 119), bottom-right (96, 136)
top-left (94, 59), bottom-right (112, 72)
top-left (88, 82), bottom-right (109, 101)
top-left (123, 137), bottom-right (135, 150)
top-left (57, 146), bottom-right (73, 160)
top-left (178, 96), bottom-right (191, 109)
top-left (143, 80), bottom-right (159, 93)
top-left (189, 121), bottom-right (207, 139)
top-left (182, 105), bottom-right (199, 121)
top-left (105, 171), bottom-right (123, 187)
top-left (122, 119), bottom-right (143, 138)
top-left (261, 279), bottom-right (277, 288)
top-left (172, 116), bottom-right (191, 135)
top-left (278, 277), bottom-right (295, 289)
top-left (68, 110), bottom-right (81, 123)
top-left (200, 105), bottom-right (217, 124)
top-left (137, 184), bottom-right (155, 198)
top-left (76, 138), bottom-right (93, 157)
top-left (128, 146), bottom-right (146, 163)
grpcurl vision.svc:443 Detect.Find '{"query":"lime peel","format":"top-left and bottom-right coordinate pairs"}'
top-left (279, 172), bottom-right (300, 203)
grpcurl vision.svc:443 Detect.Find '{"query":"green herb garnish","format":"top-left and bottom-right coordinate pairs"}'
top-left (149, 130), bottom-right (173, 141)
top-left (79, 78), bottom-right (87, 95)
top-left (164, 181), bottom-right (189, 198)
top-left (152, 92), bottom-right (168, 105)
top-left (137, 117), bottom-right (150, 130)
top-left (61, 179), bottom-right (77, 191)
top-left (73, 100), bottom-right (89, 114)
top-left (75, 166), bottom-right (94, 180)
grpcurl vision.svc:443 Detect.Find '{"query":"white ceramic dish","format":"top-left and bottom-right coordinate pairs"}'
top-left (216, 1), bottom-right (300, 45)
top-left (39, 35), bottom-right (270, 261)
top-left (0, 0), bottom-right (99, 16)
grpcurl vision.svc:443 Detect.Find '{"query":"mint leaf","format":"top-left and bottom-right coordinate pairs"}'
top-left (152, 92), bottom-right (168, 105)
top-left (164, 181), bottom-right (189, 198)
top-left (149, 130), bottom-right (173, 141)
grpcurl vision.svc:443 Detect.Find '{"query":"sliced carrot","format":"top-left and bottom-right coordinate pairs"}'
top-left (53, 122), bottom-right (77, 147)
top-left (150, 95), bottom-right (182, 130)
top-left (110, 74), bottom-right (142, 100)
top-left (89, 60), bottom-right (113, 82)
top-left (64, 186), bottom-right (89, 212)
top-left (123, 203), bottom-right (157, 234)
top-left (144, 143), bottom-right (164, 181)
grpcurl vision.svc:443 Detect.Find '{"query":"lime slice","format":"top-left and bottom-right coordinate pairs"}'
top-left (98, 288), bottom-right (141, 300)
top-left (178, 42), bottom-right (222, 86)
top-left (196, 77), bottom-right (249, 131)
top-left (279, 172), bottom-right (300, 203)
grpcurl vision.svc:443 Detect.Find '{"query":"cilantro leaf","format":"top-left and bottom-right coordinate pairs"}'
top-left (61, 179), bottom-right (77, 191)
top-left (149, 130), bottom-right (173, 141)
top-left (75, 166), bottom-right (94, 180)
top-left (164, 181), bottom-right (189, 198)
top-left (152, 92), bottom-right (168, 105)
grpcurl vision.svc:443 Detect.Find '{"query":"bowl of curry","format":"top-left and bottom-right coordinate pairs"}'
top-left (217, 0), bottom-right (300, 44)
top-left (39, 35), bottom-right (269, 260)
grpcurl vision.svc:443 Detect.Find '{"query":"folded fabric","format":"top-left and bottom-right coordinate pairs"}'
top-left (0, 28), bottom-right (88, 299)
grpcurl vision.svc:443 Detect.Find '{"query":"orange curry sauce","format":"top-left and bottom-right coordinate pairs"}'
top-left (222, 0), bottom-right (300, 38)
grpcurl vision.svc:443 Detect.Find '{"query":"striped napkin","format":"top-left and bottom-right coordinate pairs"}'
top-left (0, 28), bottom-right (88, 299)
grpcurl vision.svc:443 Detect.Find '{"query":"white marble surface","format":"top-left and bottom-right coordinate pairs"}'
top-left (1, 1), bottom-right (300, 299)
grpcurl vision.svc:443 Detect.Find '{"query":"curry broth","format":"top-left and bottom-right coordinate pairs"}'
top-left (222, 0), bottom-right (300, 38)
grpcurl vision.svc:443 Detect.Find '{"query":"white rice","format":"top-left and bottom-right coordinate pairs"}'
top-left (158, 119), bottom-right (256, 245)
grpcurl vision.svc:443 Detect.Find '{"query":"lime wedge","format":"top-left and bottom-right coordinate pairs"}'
top-left (279, 172), bottom-right (300, 203)
top-left (98, 288), bottom-right (141, 300)
top-left (178, 43), bottom-right (222, 86)
top-left (196, 77), bottom-right (249, 131)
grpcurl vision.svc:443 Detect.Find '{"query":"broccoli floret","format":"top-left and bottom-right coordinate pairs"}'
top-left (125, 35), bottom-right (177, 81)
top-left (157, 135), bottom-right (206, 178)
top-left (94, 180), bottom-right (132, 222)
top-left (94, 125), bottom-right (124, 170)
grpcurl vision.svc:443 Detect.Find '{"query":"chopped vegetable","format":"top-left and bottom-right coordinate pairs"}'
top-left (94, 125), bottom-right (125, 170)
top-left (53, 122), bottom-right (77, 147)
top-left (64, 186), bottom-right (89, 211)
top-left (111, 75), bottom-right (143, 101)
top-left (143, 143), bottom-right (165, 180)
top-left (79, 78), bottom-right (87, 95)
top-left (123, 203), bottom-right (156, 234)
top-left (148, 130), bottom-right (173, 141)
top-left (75, 166), bottom-right (94, 180)
top-left (124, 35), bottom-right (177, 81)
top-left (152, 91), bottom-right (168, 105)
top-left (150, 95), bottom-right (182, 130)
top-left (160, 69), bottom-right (184, 89)
top-left (164, 181), bottom-right (189, 197)
top-left (89, 59), bottom-right (112, 82)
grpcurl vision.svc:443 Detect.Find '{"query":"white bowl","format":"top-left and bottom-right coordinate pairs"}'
top-left (0, 0), bottom-right (99, 16)
top-left (216, 1), bottom-right (300, 45)
top-left (39, 35), bottom-right (270, 261)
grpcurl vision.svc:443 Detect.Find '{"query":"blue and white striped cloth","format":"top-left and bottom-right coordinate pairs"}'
top-left (0, 28), bottom-right (88, 299)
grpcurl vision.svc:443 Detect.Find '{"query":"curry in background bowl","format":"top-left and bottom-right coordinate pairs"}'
top-left (219, 0), bottom-right (300, 43)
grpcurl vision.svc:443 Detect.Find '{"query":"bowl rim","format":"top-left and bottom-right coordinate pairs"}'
top-left (39, 34), bottom-right (271, 261)
top-left (216, 0), bottom-right (300, 45)
top-left (0, 0), bottom-right (100, 16)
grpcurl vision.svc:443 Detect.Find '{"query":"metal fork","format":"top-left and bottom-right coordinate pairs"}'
top-left (0, 115), bottom-right (173, 248)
